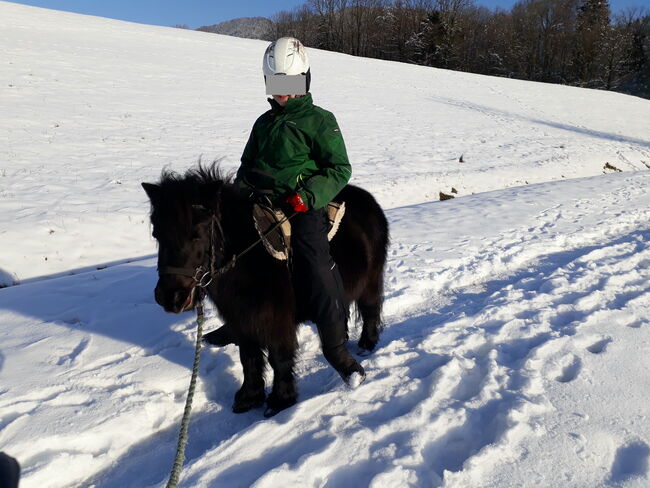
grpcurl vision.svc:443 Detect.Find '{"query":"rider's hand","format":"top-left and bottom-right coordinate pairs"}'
top-left (286, 193), bottom-right (308, 213)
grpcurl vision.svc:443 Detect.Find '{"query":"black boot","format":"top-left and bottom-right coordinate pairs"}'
top-left (323, 342), bottom-right (366, 387)
top-left (0, 452), bottom-right (20, 488)
top-left (318, 322), bottom-right (366, 387)
top-left (203, 324), bottom-right (238, 347)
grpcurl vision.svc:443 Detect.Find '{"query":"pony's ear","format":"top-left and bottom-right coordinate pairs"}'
top-left (141, 182), bottom-right (160, 203)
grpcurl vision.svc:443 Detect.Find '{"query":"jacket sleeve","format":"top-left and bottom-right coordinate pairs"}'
top-left (300, 113), bottom-right (352, 210)
top-left (235, 121), bottom-right (258, 186)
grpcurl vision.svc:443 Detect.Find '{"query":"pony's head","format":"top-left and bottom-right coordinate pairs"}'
top-left (142, 166), bottom-right (227, 313)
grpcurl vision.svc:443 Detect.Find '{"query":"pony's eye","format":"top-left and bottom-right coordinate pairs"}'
top-left (192, 205), bottom-right (210, 220)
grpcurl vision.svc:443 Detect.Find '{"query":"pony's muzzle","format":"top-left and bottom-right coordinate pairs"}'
top-left (155, 280), bottom-right (194, 314)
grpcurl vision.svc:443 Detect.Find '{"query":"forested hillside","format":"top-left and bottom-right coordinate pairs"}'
top-left (267, 0), bottom-right (649, 98)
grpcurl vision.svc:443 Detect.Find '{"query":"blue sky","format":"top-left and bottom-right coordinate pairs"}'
top-left (6, 0), bottom-right (646, 28)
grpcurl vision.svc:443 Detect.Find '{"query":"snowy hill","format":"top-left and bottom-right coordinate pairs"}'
top-left (0, 2), bottom-right (649, 487)
top-left (2, 1), bottom-right (649, 284)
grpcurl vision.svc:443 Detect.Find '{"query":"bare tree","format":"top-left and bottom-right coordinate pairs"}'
top-left (268, 0), bottom-right (649, 98)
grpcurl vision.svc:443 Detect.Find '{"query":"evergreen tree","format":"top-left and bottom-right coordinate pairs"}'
top-left (574, 0), bottom-right (611, 86)
top-left (631, 15), bottom-right (650, 96)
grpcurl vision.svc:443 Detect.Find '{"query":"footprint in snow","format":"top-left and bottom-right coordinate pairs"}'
top-left (554, 354), bottom-right (581, 383)
top-left (55, 337), bottom-right (90, 366)
top-left (610, 440), bottom-right (650, 483)
top-left (567, 432), bottom-right (587, 460)
top-left (586, 337), bottom-right (611, 354)
top-left (626, 319), bottom-right (645, 329)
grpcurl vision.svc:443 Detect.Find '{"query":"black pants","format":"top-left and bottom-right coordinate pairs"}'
top-left (291, 208), bottom-right (347, 348)
top-left (0, 452), bottom-right (20, 488)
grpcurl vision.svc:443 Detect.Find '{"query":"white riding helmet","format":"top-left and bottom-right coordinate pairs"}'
top-left (263, 37), bottom-right (311, 93)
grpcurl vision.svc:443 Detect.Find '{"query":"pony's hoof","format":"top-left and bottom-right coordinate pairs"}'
top-left (264, 394), bottom-right (297, 417)
top-left (232, 392), bottom-right (265, 414)
top-left (356, 346), bottom-right (374, 357)
top-left (357, 336), bottom-right (377, 353)
top-left (264, 407), bottom-right (280, 418)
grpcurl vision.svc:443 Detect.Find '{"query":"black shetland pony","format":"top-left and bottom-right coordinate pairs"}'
top-left (142, 164), bottom-right (389, 416)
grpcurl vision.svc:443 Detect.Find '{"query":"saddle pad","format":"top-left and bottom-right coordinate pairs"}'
top-left (326, 201), bottom-right (345, 241)
top-left (253, 204), bottom-right (292, 260)
top-left (252, 201), bottom-right (346, 261)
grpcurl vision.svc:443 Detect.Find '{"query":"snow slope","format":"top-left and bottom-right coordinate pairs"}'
top-left (1, 2), bottom-right (649, 487)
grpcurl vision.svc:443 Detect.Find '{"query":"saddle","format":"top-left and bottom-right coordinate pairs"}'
top-left (252, 202), bottom-right (345, 261)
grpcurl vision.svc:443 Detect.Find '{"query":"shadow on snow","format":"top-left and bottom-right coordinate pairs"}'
top-left (1, 229), bottom-right (648, 486)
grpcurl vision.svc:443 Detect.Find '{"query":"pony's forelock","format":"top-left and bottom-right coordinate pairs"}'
top-left (151, 162), bottom-right (232, 247)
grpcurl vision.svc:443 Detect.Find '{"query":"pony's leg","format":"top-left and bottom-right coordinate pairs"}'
top-left (232, 340), bottom-right (266, 413)
top-left (357, 272), bottom-right (384, 353)
top-left (265, 341), bottom-right (298, 417)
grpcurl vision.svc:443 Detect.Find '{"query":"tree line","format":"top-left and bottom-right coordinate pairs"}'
top-left (270, 0), bottom-right (649, 98)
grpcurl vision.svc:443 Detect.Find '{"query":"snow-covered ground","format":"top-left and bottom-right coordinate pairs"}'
top-left (0, 2), bottom-right (649, 487)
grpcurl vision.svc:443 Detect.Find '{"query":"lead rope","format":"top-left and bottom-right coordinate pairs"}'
top-left (163, 210), bottom-right (299, 486)
top-left (165, 293), bottom-right (205, 488)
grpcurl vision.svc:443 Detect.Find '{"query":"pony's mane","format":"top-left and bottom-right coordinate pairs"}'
top-left (159, 162), bottom-right (233, 189)
top-left (151, 162), bottom-right (235, 247)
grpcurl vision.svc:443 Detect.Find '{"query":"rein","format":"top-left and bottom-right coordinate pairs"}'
top-left (159, 206), bottom-right (297, 290)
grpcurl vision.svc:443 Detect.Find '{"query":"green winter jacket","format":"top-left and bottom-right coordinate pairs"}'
top-left (235, 93), bottom-right (351, 210)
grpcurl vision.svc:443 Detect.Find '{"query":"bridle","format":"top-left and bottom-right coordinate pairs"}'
top-left (158, 205), bottom-right (228, 287)
top-left (157, 204), bottom-right (232, 312)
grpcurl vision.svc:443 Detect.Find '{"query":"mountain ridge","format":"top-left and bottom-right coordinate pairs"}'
top-left (196, 16), bottom-right (274, 40)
